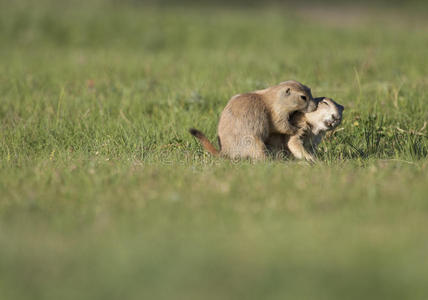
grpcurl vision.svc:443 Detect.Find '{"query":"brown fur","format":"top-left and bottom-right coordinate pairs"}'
top-left (266, 97), bottom-right (344, 162)
top-left (189, 129), bottom-right (220, 156)
top-left (190, 80), bottom-right (316, 160)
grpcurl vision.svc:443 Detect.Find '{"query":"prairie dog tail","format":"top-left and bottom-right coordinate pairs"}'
top-left (189, 128), bottom-right (220, 156)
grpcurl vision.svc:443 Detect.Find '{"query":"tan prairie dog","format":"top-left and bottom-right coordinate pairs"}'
top-left (189, 80), bottom-right (316, 160)
top-left (266, 97), bottom-right (344, 162)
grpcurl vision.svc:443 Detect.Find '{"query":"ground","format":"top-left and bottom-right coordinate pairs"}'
top-left (0, 1), bottom-right (428, 299)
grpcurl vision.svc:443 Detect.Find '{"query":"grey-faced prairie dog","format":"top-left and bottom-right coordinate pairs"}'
top-left (189, 80), bottom-right (316, 160)
top-left (266, 97), bottom-right (344, 162)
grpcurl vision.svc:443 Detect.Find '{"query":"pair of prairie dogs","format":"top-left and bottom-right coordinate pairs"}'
top-left (190, 80), bottom-right (344, 162)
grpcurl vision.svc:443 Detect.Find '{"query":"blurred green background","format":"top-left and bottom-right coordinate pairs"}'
top-left (0, 0), bottom-right (428, 299)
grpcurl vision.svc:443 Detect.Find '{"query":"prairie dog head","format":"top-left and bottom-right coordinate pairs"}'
top-left (306, 97), bottom-right (344, 133)
top-left (275, 80), bottom-right (316, 113)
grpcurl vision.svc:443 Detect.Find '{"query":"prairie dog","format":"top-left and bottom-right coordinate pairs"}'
top-left (190, 80), bottom-right (316, 160)
top-left (266, 97), bottom-right (344, 162)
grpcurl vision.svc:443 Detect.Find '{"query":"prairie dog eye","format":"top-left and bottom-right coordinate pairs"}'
top-left (300, 95), bottom-right (307, 101)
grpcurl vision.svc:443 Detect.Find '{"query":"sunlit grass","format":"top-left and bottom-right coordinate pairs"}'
top-left (0, 1), bottom-right (428, 299)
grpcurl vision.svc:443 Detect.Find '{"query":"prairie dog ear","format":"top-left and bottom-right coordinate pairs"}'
top-left (278, 87), bottom-right (291, 99)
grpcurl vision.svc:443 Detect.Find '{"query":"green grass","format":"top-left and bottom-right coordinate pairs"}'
top-left (1, 1), bottom-right (428, 299)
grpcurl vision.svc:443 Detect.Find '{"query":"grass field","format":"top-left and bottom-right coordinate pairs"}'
top-left (1, 1), bottom-right (428, 299)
